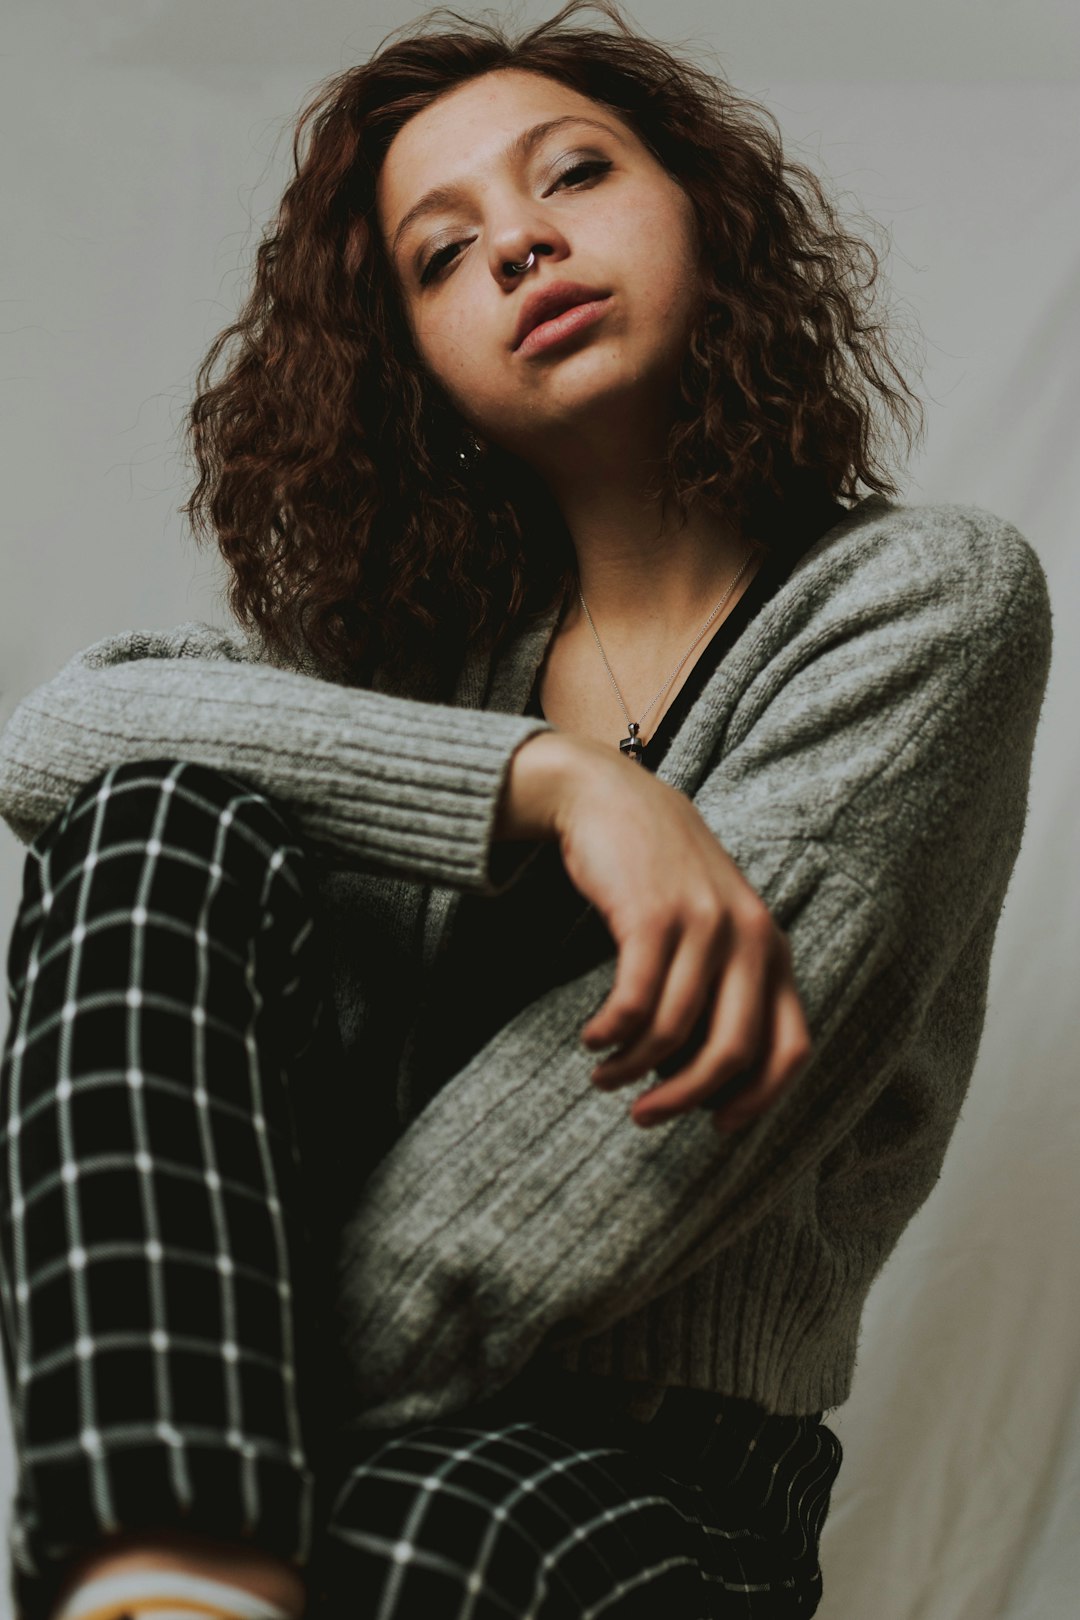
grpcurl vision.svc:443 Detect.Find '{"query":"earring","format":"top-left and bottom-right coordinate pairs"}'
top-left (457, 430), bottom-right (485, 470)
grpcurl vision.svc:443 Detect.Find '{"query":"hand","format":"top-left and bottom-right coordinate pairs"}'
top-left (499, 731), bottom-right (812, 1131)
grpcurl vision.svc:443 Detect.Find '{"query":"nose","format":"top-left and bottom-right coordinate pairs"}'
top-left (490, 231), bottom-right (562, 287)
top-left (504, 248), bottom-right (539, 277)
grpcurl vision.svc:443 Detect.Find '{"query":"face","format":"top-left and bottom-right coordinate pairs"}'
top-left (376, 68), bottom-right (703, 469)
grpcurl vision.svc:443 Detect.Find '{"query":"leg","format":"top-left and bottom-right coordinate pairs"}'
top-left (0, 758), bottom-right (354, 1619)
top-left (305, 1380), bottom-right (843, 1617)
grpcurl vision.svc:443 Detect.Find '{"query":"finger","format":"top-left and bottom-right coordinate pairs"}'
top-left (639, 966), bottom-right (811, 1131)
top-left (629, 947), bottom-right (770, 1123)
top-left (590, 915), bottom-right (734, 1089)
top-left (708, 976), bottom-right (812, 1133)
top-left (580, 919), bottom-right (679, 1055)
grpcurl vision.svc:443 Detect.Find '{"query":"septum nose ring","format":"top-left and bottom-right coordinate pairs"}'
top-left (507, 250), bottom-right (537, 275)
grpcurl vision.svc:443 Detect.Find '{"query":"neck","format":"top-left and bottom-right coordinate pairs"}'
top-left (513, 390), bottom-right (766, 634)
top-left (548, 465), bottom-right (761, 637)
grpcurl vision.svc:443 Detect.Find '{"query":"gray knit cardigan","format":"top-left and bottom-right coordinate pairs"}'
top-left (0, 495), bottom-right (1054, 1429)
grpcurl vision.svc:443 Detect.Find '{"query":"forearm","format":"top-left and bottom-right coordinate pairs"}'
top-left (0, 622), bottom-right (555, 892)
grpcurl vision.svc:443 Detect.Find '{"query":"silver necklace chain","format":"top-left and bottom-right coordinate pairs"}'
top-left (577, 545), bottom-right (759, 753)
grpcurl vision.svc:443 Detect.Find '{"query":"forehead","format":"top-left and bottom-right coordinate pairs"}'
top-left (376, 69), bottom-right (630, 230)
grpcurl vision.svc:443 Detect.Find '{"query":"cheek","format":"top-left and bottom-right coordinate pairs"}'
top-left (410, 305), bottom-right (504, 423)
top-left (630, 245), bottom-right (699, 345)
top-left (660, 197), bottom-right (701, 294)
top-left (410, 303), bottom-right (477, 386)
top-left (620, 189), bottom-right (701, 321)
top-left (660, 236), bottom-right (703, 342)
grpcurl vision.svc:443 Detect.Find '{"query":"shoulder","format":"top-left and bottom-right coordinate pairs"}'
top-left (789, 496), bottom-right (1052, 655)
top-left (725, 497), bottom-right (1055, 778)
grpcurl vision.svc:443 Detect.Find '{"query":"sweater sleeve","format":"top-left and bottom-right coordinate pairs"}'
top-left (329, 507), bottom-right (1054, 1431)
top-left (0, 620), bottom-right (555, 894)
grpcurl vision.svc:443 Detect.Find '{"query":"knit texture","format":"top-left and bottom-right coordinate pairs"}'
top-left (0, 621), bottom-right (553, 893)
top-left (0, 496), bottom-right (1053, 1429)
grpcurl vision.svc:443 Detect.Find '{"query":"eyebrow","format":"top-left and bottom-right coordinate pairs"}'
top-left (389, 114), bottom-right (624, 260)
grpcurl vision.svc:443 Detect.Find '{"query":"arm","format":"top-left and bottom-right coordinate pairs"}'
top-left (330, 509), bottom-right (1054, 1430)
top-left (0, 620), bottom-right (556, 893)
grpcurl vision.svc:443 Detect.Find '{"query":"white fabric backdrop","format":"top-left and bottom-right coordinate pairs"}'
top-left (1, 5), bottom-right (1077, 1617)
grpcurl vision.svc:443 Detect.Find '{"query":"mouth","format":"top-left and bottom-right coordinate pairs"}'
top-left (516, 298), bottom-right (611, 359)
top-left (513, 281), bottom-right (611, 352)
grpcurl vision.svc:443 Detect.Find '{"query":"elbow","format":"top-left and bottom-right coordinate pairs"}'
top-left (0, 700), bottom-right (64, 848)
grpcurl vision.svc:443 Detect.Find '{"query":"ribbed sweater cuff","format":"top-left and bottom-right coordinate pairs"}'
top-left (0, 654), bottom-right (557, 896)
top-left (280, 705), bottom-right (558, 894)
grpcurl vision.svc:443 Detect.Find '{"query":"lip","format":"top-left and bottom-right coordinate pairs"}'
top-left (512, 281), bottom-right (610, 352)
top-left (516, 298), bottom-right (611, 359)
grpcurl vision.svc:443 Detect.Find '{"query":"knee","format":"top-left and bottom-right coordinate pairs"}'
top-left (48, 755), bottom-right (265, 828)
top-left (30, 756), bottom-right (313, 900)
top-left (318, 1421), bottom-right (656, 1618)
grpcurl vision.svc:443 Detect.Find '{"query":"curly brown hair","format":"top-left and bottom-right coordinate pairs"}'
top-left (181, 0), bottom-right (925, 698)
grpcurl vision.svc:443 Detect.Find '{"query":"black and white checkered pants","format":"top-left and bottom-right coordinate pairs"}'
top-left (0, 757), bottom-right (842, 1619)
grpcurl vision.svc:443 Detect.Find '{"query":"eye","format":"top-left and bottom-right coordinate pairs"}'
top-left (417, 156), bottom-right (613, 286)
top-left (419, 240), bottom-right (462, 286)
top-left (551, 157), bottom-right (612, 190)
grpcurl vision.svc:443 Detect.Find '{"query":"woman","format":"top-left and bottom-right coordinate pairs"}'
top-left (0, 2), bottom-right (1053, 1617)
